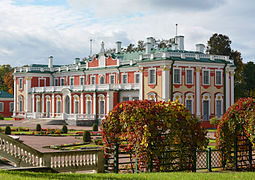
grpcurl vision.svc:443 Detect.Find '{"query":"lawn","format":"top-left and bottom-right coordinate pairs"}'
top-left (0, 170), bottom-right (255, 180)
top-left (3, 117), bottom-right (13, 120)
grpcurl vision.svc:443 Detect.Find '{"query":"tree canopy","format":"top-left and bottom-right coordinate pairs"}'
top-left (0, 65), bottom-right (14, 94)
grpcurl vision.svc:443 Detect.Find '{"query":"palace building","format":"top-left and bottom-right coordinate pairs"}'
top-left (13, 36), bottom-right (235, 126)
top-left (0, 90), bottom-right (14, 118)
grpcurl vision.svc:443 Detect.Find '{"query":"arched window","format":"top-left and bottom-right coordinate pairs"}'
top-left (18, 95), bottom-right (24, 112)
top-left (46, 96), bottom-right (51, 117)
top-left (173, 92), bottom-right (183, 103)
top-left (56, 95), bottom-right (62, 113)
top-left (215, 93), bottom-right (223, 117)
top-left (73, 95), bottom-right (79, 114)
top-left (147, 92), bottom-right (157, 102)
top-left (185, 93), bottom-right (194, 114)
top-left (86, 95), bottom-right (92, 115)
top-left (100, 76), bottom-right (105, 84)
top-left (98, 95), bottom-right (105, 115)
top-left (36, 96), bottom-right (41, 112)
top-left (202, 93), bottom-right (211, 121)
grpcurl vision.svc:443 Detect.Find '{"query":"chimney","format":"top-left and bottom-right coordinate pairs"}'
top-left (74, 58), bottom-right (80, 65)
top-left (196, 44), bottom-right (205, 53)
top-left (175, 36), bottom-right (184, 50)
top-left (145, 42), bottom-right (152, 54)
top-left (115, 41), bottom-right (122, 53)
top-left (147, 37), bottom-right (155, 47)
top-left (48, 56), bottom-right (53, 68)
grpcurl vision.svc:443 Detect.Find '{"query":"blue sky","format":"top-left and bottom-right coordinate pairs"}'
top-left (0, 0), bottom-right (254, 66)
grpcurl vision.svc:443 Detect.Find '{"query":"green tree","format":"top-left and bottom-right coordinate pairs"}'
top-left (126, 43), bottom-right (135, 52)
top-left (0, 65), bottom-right (14, 93)
top-left (243, 61), bottom-right (255, 97)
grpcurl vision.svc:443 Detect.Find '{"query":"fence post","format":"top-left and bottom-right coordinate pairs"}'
top-left (114, 143), bottom-right (119, 173)
top-left (135, 149), bottom-right (138, 173)
top-left (207, 148), bottom-right (212, 172)
top-left (192, 149), bottom-right (197, 172)
top-left (104, 156), bottom-right (108, 173)
top-left (234, 137), bottom-right (238, 171)
top-left (249, 141), bottom-right (252, 170)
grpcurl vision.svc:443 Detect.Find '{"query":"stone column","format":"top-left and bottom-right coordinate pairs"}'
top-left (32, 93), bottom-right (35, 113)
top-left (162, 66), bottom-right (170, 101)
top-left (230, 71), bottom-right (235, 106)
top-left (70, 95), bottom-right (72, 114)
top-left (52, 94), bottom-right (55, 117)
top-left (139, 67), bottom-right (144, 100)
top-left (13, 78), bottom-right (17, 117)
top-left (196, 67), bottom-right (201, 117)
top-left (93, 92), bottom-right (97, 120)
top-left (226, 68), bottom-right (230, 111)
top-left (107, 92), bottom-right (110, 114)
top-left (81, 93), bottom-right (84, 114)
top-left (42, 94), bottom-right (45, 115)
top-left (25, 77), bottom-right (31, 113)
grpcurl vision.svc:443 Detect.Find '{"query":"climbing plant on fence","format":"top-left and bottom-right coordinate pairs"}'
top-left (101, 100), bottom-right (208, 172)
top-left (216, 97), bottom-right (255, 168)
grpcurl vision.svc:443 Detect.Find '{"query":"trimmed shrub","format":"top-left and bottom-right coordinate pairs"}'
top-left (94, 138), bottom-right (103, 145)
top-left (36, 124), bottom-right (41, 131)
top-left (0, 114), bottom-right (4, 120)
top-left (210, 117), bottom-right (220, 125)
top-left (92, 123), bottom-right (98, 131)
top-left (5, 126), bottom-right (11, 135)
top-left (83, 131), bottom-right (91, 143)
top-left (62, 125), bottom-right (68, 134)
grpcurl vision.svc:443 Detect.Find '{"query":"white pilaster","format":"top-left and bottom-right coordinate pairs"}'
top-left (107, 92), bottom-right (110, 113)
top-left (52, 94), bottom-right (55, 117)
top-left (162, 66), bottom-right (170, 101)
top-left (226, 68), bottom-right (230, 111)
top-left (13, 78), bottom-right (17, 116)
top-left (42, 94), bottom-right (45, 113)
top-left (32, 93), bottom-right (35, 113)
top-left (93, 92), bottom-right (97, 119)
top-left (70, 95), bottom-right (72, 114)
top-left (25, 77), bottom-right (31, 113)
top-left (196, 67), bottom-right (201, 117)
top-left (139, 67), bottom-right (144, 100)
top-left (81, 93), bottom-right (84, 114)
top-left (230, 71), bottom-right (235, 106)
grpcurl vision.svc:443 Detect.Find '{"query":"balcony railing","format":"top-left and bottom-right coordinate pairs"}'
top-left (30, 83), bottom-right (139, 93)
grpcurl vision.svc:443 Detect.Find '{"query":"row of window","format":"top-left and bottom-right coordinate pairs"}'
top-left (0, 102), bottom-right (14, 112)
top-left (148, 68), bottom-right (223, 85)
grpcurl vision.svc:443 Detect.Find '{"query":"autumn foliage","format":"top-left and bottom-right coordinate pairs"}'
top-left (216, 98), bottom-right (255, 164)
top-left (102, 100), bottom-right (208, 171)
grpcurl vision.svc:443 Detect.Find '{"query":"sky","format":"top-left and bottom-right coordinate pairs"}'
top-left (0, 0), bottom-right (254, 66)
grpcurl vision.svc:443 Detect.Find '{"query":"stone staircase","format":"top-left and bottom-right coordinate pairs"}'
top-left (0, 132), bottom-right (104, 172)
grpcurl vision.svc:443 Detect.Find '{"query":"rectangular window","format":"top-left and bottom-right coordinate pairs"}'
top-left (19, 78), bottom-right (23, 89)
top-left (0, 102), bottom-right (3, 112)
top-left (215, 71), bottom-right (222, 85)
top-left (135, 73), bottom-right (140, 84)
top-left (100, 101), bottom-right (105, 114)
top-left (122, 74), bottom-right (128, 84)
top-left (203, 70), bottom-right (210, 85)
top-left (216, 100), bottom-right (222, 116)
top-left (87, 101), bottom-right (92, 114)
top-left (9, 102), bottom-right (14, 112)
top-left (186, 100), bottom-right (192, 113)
top-left (54, 79), bottom-right (58, 86)
top-left (75, 102), bottom-right (79, 114)
top-left (70, 77), bottom-right (74, 86)
top-left (57, 101), bottom-right (61, 113)
top-left (122, 97), bottom-right (129, 102)
top-left (110, 75), bottom-right (115, 84)
top-left (60, 78), bottom-right (65, 86)
top-left (91, 76), bottom-right (95, 85)
top-left (174, 69), bottom-right (181, 84)
top-left (80, 77), bottom-right (84, 85)
top-left (149, 69), bottom-right (156, 84)
top-left (186, 70), bottom-right (193, 84)
top-left (132, 97), bottom-right (139, 100)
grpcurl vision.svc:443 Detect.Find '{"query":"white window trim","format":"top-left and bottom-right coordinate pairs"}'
top-left (73, 95), bottom-right (79, 114)
top-left (109, 74), bottom-right (115, 84)
top-left (122, 73), bottom-right (128, 84)
top-left (215, 94), bottom-right (223, 117)
top-left (9, 102), bottom-right (14, 112)
top-left (80, 76), bottom-right (85, 85)
top-left (202, 69), bottom-right (210, 85)
top-left (148, 68), bottom-right (156, 85)
top-left (85, 95), bottom-right (92, 115)
top-left (69, 77), bottom-right (74, 86)
top-left (56, 95), bottom-right (62, 113)
top-left (36, 96), bottom-right (41, 113)
top-left (19, 95), bottom-right (23, 112)
top-left (0, 102), bottom-right (4, 112)
top-left (202, 93), bottom-right (211, 120)
top-left (60, 78), bottom-right (65, 86)
top-left (173, 68), bottom-right (182, 84)
top-left (45, 96), bottom-right (51, 113)
top-left (185, 68), bottom-right (193, 85)
top-left (98, 94), bottom-right (105, 115)
top-left (185, 93), bottom-right (194, 114)
top-left (99, 75), bottom-right (105, 84)
top-left (215, 70), bottom-right (223, 85)
top-left (19, 78), bottom-right (23, 90)
top-left (54, 78), bottom-right (59, 86)
top-left (173, 92), bottom-right (183, 103)
top-left (90, 75), bottom-right (96, 85)
top-left (134, 72), bottom-right (140, 84)
top-left (147, 92), bottom-right (157, 102)
top-left (38, 78), bottom-right (46, 87)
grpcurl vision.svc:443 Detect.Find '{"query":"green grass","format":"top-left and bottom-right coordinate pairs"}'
top-left (207, 129), bottom-right (217, 132)
top-left (3, 117), bottom-right (13, 120)
top-left (1, 170), bottom-right (255, 180)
